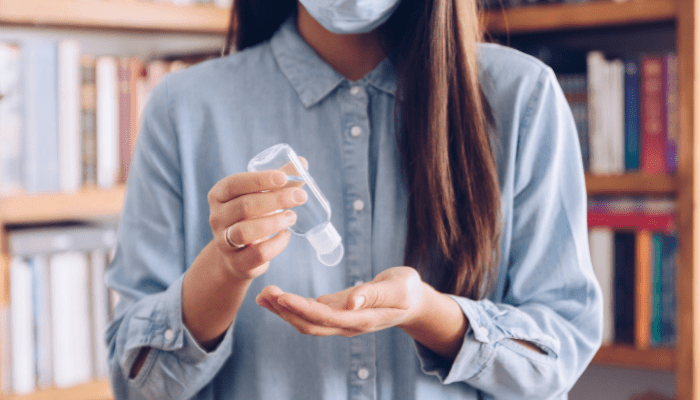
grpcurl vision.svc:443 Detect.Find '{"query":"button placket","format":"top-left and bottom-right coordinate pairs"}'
top-left (340, 83), bottom-right (375, 400)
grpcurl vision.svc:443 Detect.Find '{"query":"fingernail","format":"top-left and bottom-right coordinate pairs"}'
top-left (353, 296), bottom-right (365, 310)
top-left (284, 210), bottom-right (297, 225)
top-left (271, 172), bottom-right (286, 186)
top-left (293, 189), bottom-right (307, 204)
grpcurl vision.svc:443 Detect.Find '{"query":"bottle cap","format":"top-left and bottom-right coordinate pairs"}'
top-left (306, 223), bottom-right (344, 266)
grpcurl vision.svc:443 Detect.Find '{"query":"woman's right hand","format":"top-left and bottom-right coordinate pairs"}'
top-left (207, 169), bottom-right (308, 281)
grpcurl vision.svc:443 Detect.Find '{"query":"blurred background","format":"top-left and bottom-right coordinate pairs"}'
top-left (0, 0), bottom-right (694, 399)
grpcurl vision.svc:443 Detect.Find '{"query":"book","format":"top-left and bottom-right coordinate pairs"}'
top-left (81, 55), bottom-right (98, 187)
top-left (58, 39), bottom-right (82, 193)
top-left (587, 212), bottom-right (675, 233)
top-left (614, 232), bottom-right (636, 344)
top-left (89, 250), bottom-right (110, 379)
top-left (635, 231), bottom-right (652, 349)
top-left (624, 58), bottom-right (640, 171)
top-left (640, 55), bottom-right (666, 174)
top-left (9, 257), bottom-right (36, 395)
top-left (50, 252), bottom-right (92, 388)
top-left (21, 39), bottom-right (60, 193)
top-left (0, 42), bottom-right (23, 195)
top-left (589, 228), bottom-right (614, 344)
top-left (96, 56), bottom-right (120, 189)
top-left (30, 255), bottom-right (53, 389)
top-left (664, 53), bottom-right (679, 174)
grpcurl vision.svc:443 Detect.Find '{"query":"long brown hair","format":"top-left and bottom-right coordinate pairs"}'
top-left (223, 0), bottom-right (501, 300)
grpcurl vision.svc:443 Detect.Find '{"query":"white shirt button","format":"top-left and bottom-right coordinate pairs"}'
top-left (353, 199), bottom-right (365, 212)
top-left (476, 326), bottom-right (489, 338)
top-left (350, 126), bottom-right (362, 137)
top-left (357, 367), bottom-right (370, 380)
top-left (164, 329), bottom-right (174, 341)
top-left (350, 86), bottom-right (362, 96)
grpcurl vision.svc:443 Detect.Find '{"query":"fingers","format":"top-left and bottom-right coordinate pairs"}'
top-left (225, 229), bottom-right (292, 280)
top-left (209, 170), bottom-right (287, 204)
top-left (224, 209), bottom-right (297, 248)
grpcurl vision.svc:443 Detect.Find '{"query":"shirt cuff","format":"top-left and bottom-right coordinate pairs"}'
top-left (121, 273), bottom-right (236, 384)
top-left (414, 295), bottom-right (502, 384)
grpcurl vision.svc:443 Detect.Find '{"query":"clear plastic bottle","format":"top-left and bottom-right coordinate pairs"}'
top-left (247, 143), bottom-right (344, 266)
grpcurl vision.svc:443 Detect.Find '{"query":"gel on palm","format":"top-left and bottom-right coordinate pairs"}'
top-left (247, 143), bottom-right (344, 266)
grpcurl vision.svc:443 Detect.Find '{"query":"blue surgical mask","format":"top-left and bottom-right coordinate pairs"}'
top-left (299, 0), bottom-right (402, 34)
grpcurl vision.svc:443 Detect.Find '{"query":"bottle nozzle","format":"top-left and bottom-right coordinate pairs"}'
top-left (306, 223), bottom-right (344, 266)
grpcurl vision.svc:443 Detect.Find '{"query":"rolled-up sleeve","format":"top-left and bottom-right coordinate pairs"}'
top-left (104, 78), bottom-right (234, 400)
top-left (415, 66), bottom-right (603, 399)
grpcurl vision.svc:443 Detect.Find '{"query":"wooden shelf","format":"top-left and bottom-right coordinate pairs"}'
top-left (0, 187), bottom-right (125, 225)
top-left (0, 0), bottom-right (229, 33)
top-left (7, 379), bottom-right (112, 400)
top-left (585, 173), bottom-right (676, 196)
top-left (482, 0), bottom-right (677, 35)
top-left (592, 344), bottom-right (676, 371)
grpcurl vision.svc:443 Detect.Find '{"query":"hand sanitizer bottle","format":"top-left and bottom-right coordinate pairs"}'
top-left (248, 143), bottom-right (344, 266)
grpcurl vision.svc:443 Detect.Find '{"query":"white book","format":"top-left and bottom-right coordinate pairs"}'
top-left (30, 255), bottom-right (53, 389)
top-left (96, 56), bottom-right (119, 189)
top-left (50, 252), bottom-right (92, 388)
top-left (9, 257), bottom-right (36, 395)
top-left (89, 250), bottom-right (110, 379)
top-left (589, 228), bottom-right (615, 345)
top-left (0, 42), bottom-right (23, 195)
top-left (587, 51), bottom-right (605, 174)
top-left (58, 39), bottom-right (82, 193)
top-left (0, 303), bottom-right (11, 394)
top-left (610, 59), bottom-right (626, 174)
top-left (22, 39), bottom-right (60, 193)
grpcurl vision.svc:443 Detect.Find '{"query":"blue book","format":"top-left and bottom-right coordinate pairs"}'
top-left (22, 40), bottom-right (59, 193)
top-left (661, 234), bottom-right (677, 345)
top-left (624, 58), bottom-right (640, 171)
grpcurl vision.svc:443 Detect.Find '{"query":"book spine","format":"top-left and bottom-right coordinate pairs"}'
top-left (640, 55), bottom-right (666, 174)
top-left (634, 231), bottom-right (652, 349)
top-left (614, 232), bottom-right (636, 344)
top-left (22, 40), bottom-right (60, 193)
top-left (9, 257), bottom-right (36, 395)
top-left (587, 51), bottom-right (605, 174)
top-left (0, 43), bottom-right (23, 195)
top-left (587, 212), bottom-right (675, 233)
top-left (661, 234), bottom-right (677, 345)
top-left (611, 59), bottom-right (626, 173)
top-left (31, 255), bottom-right (53, 389)
top-left (589, 228), bottom-right (615, 344)
top-left (96, 56), bottom-right (119, 189)
top-left (118, 57), bottom-right (132, 184)
top-left (651, 233), bottom-right (664, 346)
top-left (665, 53), bottom-right (679, 174)
top-left (81, 55), bottom-right (98, 187)
top-left (58, 39), bottom-right (82, 193)
top-left (624, 58), bottom-right (640, 171)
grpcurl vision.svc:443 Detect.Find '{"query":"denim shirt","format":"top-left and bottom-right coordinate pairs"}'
top-left (105, 15), bottom-right (602, 400)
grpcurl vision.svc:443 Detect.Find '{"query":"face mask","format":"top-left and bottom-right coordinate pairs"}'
top-left (299, 0), bottom-right (402, 34)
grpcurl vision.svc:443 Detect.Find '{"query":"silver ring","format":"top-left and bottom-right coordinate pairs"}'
top-left (225, 226), bottom-right (245, 249)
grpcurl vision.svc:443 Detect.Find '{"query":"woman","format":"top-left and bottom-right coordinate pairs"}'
top-left (105, 0), bottom-right (603, 398)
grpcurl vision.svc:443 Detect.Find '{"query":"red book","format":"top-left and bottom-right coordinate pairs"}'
top-left (640, 55), bottom-right (666, 174)
top-left (587, 211), bottom-right (675, 233)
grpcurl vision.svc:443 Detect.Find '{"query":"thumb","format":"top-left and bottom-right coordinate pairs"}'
top-left (347, 268), bottom-right (423, 311)
top-left (347, 279), bottom-right (394, 311)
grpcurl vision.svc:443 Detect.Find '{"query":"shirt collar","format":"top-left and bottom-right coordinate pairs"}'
top-left (270, 14), bottom-right (397, 108)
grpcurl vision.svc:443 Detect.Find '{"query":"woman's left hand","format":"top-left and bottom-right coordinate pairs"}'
top-left (255, 267), bottom-right (428, 336)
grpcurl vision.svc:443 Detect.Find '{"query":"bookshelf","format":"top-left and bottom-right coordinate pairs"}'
top-left (484, 0), bottom-right (700, 399)
top-left (0, 1), bottom-right (228, 399)
top-left (0, 0), bottom-right (698, 399)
